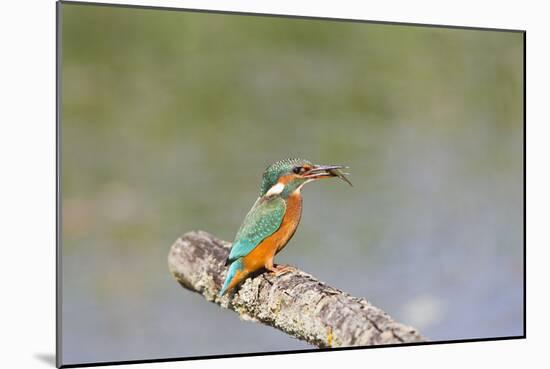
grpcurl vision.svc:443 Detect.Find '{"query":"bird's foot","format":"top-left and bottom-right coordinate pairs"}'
top-left (267, 264), bottom-right (292, 276)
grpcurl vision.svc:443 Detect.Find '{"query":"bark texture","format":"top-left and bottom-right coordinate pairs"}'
top-left (168, 230), bottom-right (425, 348)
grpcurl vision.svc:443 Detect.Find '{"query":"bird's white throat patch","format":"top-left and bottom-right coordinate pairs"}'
top-left (266, 182), bottom-right (285, 196)
top-left (295, 179), bottom-right (313, 193)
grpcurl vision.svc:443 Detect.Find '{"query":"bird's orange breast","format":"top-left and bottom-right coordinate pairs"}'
top-left (242, 192), bottom-right (303, 272)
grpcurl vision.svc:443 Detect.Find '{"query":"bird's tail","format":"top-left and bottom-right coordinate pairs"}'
top-left (219, 258), bottom-right (246, 296)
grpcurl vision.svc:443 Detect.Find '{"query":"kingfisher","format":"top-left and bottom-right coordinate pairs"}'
top-left (219, 158), bottom-right (352, 296)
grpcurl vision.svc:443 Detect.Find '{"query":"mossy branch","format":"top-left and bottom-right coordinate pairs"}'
top-left (168, 230), bottom-right (425, 348)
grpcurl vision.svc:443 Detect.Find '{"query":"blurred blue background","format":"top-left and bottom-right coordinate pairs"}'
top-left (60, 3), bottom-right (524, 365)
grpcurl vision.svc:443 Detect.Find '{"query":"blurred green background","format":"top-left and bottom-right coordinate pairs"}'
top-left (60, 3), bottom-right (524, 365)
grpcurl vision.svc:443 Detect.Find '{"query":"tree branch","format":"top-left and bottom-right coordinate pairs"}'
top-left (168, 230), bottom-right (425, 348)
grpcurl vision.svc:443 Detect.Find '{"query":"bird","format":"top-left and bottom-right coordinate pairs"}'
top-left (219, 158), bottom-right (352, 296)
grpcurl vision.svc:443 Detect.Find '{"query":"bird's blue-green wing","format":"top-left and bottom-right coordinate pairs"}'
top-left (227, 196), bottom-right (286, 263)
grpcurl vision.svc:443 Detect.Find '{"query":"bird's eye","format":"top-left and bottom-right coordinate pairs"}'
top-left (293, 166), bottom-right (302, 174)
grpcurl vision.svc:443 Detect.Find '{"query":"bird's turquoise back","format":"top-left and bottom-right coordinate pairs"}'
top-left (226, 196), bottom-right (286, 263)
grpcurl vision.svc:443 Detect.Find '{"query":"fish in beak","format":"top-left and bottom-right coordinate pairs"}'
top-left (304, 164), bottom-right (353, 187)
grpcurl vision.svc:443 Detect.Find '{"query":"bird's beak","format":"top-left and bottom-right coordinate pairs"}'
top-left (304, 164), bottom-right (353, 187)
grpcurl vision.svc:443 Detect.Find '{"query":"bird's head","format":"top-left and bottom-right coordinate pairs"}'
top-left (259, 158), bottom-right (352, 198)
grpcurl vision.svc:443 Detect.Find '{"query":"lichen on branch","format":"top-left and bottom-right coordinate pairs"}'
top-left (168, 230), bottom-right (425, 348)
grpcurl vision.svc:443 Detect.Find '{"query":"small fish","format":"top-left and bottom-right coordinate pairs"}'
top-left (328, 168), bottom-right (353, 187)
